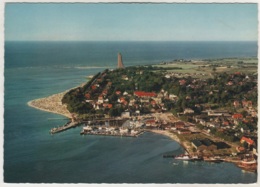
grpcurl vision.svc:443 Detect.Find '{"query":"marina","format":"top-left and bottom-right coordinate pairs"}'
top-left (80, 129), bottom-right (145, 137)
top-left (50, 118), bottom-right (126, 134)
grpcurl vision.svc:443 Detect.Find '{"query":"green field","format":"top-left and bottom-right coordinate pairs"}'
top-left (153, 57), bottom-right (258, 79)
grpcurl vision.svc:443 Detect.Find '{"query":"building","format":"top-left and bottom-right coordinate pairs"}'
top-left (191, 139), bottom-right (207, 151)
top-left (177, 129), bottom-right (191, 135)
top-left (134, 91), bottom-right (157, 98)
top-left (175, 121), bottom-right (185, 129)
top-left (117, 53), bottom-right (125, 69)
top-left (121, 111), bottom-right (131, 118)
top-left (184, 108), bottom-right (194, 114)
top-left (240, 136), bottom-right (255, 146)
top-left (98, 95), bottom-right (104, 104)
top-left (191, 139), bottom-right (217, 151)
top-left (232, 113), bottom-right (243, 119)
top-left (233, 100), bottom-right (240, 108)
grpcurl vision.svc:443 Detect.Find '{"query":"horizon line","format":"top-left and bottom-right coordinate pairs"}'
top-left (5, 40), bottom-right (258, 42)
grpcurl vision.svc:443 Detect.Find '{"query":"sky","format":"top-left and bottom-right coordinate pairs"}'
top-left (4, 3), bottom-right (258, 41)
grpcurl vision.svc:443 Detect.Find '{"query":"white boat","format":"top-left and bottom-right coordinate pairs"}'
top-left (191, 155), bottom-right (202, 161)
top-left (174, 154), bottom-right (191, 160)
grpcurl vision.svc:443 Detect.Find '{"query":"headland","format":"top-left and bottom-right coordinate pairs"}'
top-left (27, 57), bottom-right (258, 173)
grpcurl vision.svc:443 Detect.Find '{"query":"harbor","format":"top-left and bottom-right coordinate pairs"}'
top-left (48, 117), bottom-right (257, 173)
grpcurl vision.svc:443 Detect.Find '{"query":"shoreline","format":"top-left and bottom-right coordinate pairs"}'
top-left (147, 129), bottom-right (181, 144)
top-left (147, 129), bottom-right (193, 154)
top-left (27, 91), bottom-right (71, 119)
top-left (148, 130), bottom-right (257, 173)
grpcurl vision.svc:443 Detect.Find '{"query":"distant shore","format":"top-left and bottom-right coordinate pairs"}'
top-left (27, 91), bottom-right (71, 119)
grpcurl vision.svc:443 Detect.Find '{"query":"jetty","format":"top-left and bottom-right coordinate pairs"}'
top-left (50, 121), bottom-right (82, 134)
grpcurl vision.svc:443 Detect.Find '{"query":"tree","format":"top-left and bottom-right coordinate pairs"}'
top-left (109, 108), bottom-right (119, 117)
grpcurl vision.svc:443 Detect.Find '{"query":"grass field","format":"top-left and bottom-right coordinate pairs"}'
top-left (153, 57), bottom-right (257, 79)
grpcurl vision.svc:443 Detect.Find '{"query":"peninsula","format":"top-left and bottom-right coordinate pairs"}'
top-left (28, 56), bottom-right (258, 172)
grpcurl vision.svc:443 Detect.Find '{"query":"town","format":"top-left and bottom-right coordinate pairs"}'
top-left (60, 55), bottom-right (257, 172)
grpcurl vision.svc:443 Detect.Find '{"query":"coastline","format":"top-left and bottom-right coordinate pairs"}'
top-left (27, 91), bottom-right (71, 119)
top-left (148, 129), bottom-right (193, 154)
top-left (148, 129), bottom-right (181, 144)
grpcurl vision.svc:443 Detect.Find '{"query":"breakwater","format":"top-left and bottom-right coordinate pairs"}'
top-left (50, 121), bottom-right (82, 134)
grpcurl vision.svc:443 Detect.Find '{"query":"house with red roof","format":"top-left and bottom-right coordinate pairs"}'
top-left (91, 85), bottom-right (97, 90)
top-left (232, 113), bottom-right (243, 125)
top-left (179, 79), bottom-right (186, 85)
top-left (223, 121), bottom-right (230, 126)
top-left (85, 93), bottom-right (91, 99)
top-left (242, 100), bottom-right (253, 108)
top-left (119, 97), bottom-right (125, 103)
top-left (240, 136), bottom-right (255, 146)
top-left (175, 121), bottom-right (185, 129)
top-left (115, 91), bottom-right (121, 95)
top-left (232, 113), bottom-right (243, 119)
top-left (103, 103), bottom-right (113, 109)
top-left (134, 91), bottom-right (157, 98)
top-left (226, 81), bottom-right (233, 86)
top-left (236, 146), bottom-right (246, 153)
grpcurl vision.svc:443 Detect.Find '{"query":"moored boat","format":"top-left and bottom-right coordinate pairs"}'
top-left (203, 157), bottom-right (223, 163)
top-left (237, 159), bottom-right (257, 173)
top-left (190, 155), bottom-right (203, 161)
top-left (174, 154), bottom-right (191, 160)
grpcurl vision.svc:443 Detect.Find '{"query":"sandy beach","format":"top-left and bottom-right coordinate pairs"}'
top-left (148, 129), bottom-right (181, 144)
top-left (27, 91), bottom-right (71, 118)
top-left (148, 129), bottom-right (195, 154)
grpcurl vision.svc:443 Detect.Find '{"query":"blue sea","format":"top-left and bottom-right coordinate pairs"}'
top-left (4, 41), bottom-right (258, 183)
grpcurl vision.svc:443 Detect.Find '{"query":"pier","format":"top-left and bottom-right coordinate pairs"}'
top-left (50, 121), bottom-right (82, 134)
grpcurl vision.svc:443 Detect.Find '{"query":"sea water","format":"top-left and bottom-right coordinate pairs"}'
top-left (4, 41), bottom-right (257, 183)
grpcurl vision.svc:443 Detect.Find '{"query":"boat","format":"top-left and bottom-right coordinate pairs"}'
top-left (203, 157), bottom-right (223, 163)
top-left (237, 159), bottom-right (257, 173)
top-left (174, 154), bottom-right (191, 160)
top-left (190, 155), bottom-right (203, 161)
top-left (163, 154), bottom-right (175, 158)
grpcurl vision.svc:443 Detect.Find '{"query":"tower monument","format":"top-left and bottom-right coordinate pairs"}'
top-left (117, 53), bottom-right (125, 69)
